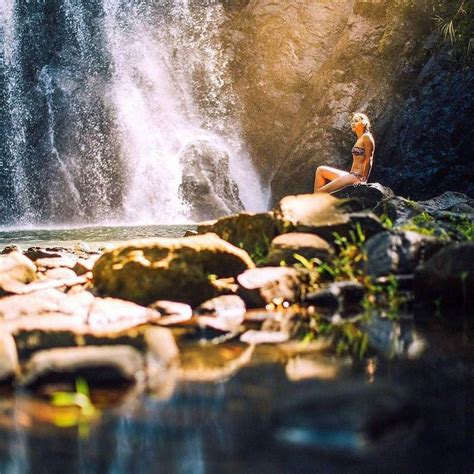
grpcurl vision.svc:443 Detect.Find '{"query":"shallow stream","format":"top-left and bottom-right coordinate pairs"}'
top-left (0, 226), bottom-right (472, 473)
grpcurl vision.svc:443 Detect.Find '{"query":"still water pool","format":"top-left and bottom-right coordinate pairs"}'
top-left (0, 224), bottom-right (196, 251)
top-left (0, 227), bottom-right (472, 473)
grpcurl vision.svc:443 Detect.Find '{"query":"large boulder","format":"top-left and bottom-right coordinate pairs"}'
top-left (414, 243), bottom-right (474, 307)
top-left (178, 141), bottom-right (244, 221)
top-left (418, 191), bottom-right (474, 215)
top-left (332, 183), bottom-right (395, 211)
top-left (275, 193), bottom-right (384, 243)
top-left (93, 233), bottom-right (254, 307)
top-left (197, 212), bottom-right (279, 258)
top-left (374, 195), bottom-right (425, 226)
top-left (364, 231), bottom-right (445, 277)
top-left (264, 232), bottom-right (333, 266)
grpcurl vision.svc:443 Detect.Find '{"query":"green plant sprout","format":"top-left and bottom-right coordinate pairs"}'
top-left (380, 214), bottom-right (394, 229)
top-left (51, 377), bottom-right (99, 437)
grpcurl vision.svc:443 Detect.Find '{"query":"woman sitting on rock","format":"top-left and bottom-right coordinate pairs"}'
top-left (314, 112), bottom-right (375, 193)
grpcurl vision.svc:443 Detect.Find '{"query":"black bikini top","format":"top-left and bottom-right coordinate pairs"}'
top-left (352, 145), bottom-right (365, 157)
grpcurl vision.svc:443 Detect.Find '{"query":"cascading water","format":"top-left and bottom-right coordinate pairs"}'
top-left (0, 0), bottom-right (34, 223)
top-left (0, 0), bottom-right (267, 226)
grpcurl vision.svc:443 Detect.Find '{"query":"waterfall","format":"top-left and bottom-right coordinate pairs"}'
top-left (0, 0), bottom-right (267, 226)
top-left (0, 0), bottom-right (34, 223)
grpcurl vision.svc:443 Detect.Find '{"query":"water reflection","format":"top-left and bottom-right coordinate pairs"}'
top-left (0, 325), bottom-right (471, 473)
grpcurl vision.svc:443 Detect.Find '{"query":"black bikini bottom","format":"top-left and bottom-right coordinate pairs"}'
top-left (349, 171), bottom-right (364, 180)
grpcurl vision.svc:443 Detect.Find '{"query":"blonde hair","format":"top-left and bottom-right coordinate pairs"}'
top-left (352, 112), bottom-right (371, 132)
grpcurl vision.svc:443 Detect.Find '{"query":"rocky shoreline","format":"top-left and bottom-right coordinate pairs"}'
top-left (0, 183), bottom-right (472, 391)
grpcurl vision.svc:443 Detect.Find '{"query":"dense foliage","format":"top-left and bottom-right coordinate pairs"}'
top-left (381, 0), bottom-right (474, 57)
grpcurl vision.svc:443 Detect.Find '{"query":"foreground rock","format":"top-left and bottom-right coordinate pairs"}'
top-left (415, 243), bottom-right (474, 307)
top-left (237, 267), bottom-right (305, 308)
top-left (265, 232), bottom-right (333, 266)
top-left (93, 233), bottom-right (254, 307)
top-left (197, 212), bottom-right (278, 257)
top-left (0, 290), bottom-right (161, 359)
top-left (276, 193), bottom-right (384, 242)
top-left (0, 252), bottom-right (37, 293)
top-left (364, 231), bottom-right (445, 277)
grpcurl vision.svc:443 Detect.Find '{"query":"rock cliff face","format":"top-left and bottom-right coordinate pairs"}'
top-left (224, 0), bottom-right (474, 203)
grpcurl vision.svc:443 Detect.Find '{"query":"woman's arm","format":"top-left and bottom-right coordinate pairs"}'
top-left (362, 134), bottom-right (374, 180)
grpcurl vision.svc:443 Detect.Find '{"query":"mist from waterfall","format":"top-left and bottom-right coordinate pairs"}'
top-left (0, 0), bottom-right (267, 226)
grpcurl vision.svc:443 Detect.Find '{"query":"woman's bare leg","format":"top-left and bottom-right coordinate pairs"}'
top-left (314, 166), bottom-right (347, 192)
top-left (317, 173), bottom-right (360, 193)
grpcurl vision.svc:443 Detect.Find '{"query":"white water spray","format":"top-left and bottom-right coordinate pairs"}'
top-left (104, 0), bottom-right (266, 223)
top-left (0, 0), bottom-right (34, 222)
top-left (0, 0), bottom-right (267, 226)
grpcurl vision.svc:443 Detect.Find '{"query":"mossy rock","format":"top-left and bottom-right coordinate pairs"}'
top-left (93, 233), bottom-right (254, 307)
top-left (197, 212), bottom-right (279, 260)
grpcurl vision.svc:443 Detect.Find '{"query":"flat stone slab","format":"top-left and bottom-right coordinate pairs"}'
top-left (1, 290), bottom-right (160, 359)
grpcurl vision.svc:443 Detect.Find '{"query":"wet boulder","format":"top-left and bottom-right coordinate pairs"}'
top-left (178, 140), bottom-right (244, 221)
top-left (24, 247), bottom-right (65, 261)
top-left (73, 256), bottom-right (99, 275)
top-left (364, 231), bottom-right (445, 277)
top-left (148, 300), bottom-right (193, 326)
top-left (197, 212), bottom-right (279, 258)
top-left (237, 267), bottom-right (305, 308)
top-left (275, 193), bottom-right (384, 243)
top-left (414, 243), bottom-right (474, 307)
top-left (264, 232), bottom-right (333, 266)
top-left (0, 252), bottom-right (37, 292)
top-left (332, 183), bottom-right (395, 211)
top-left (93, 233), bottom-right (254, 307)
